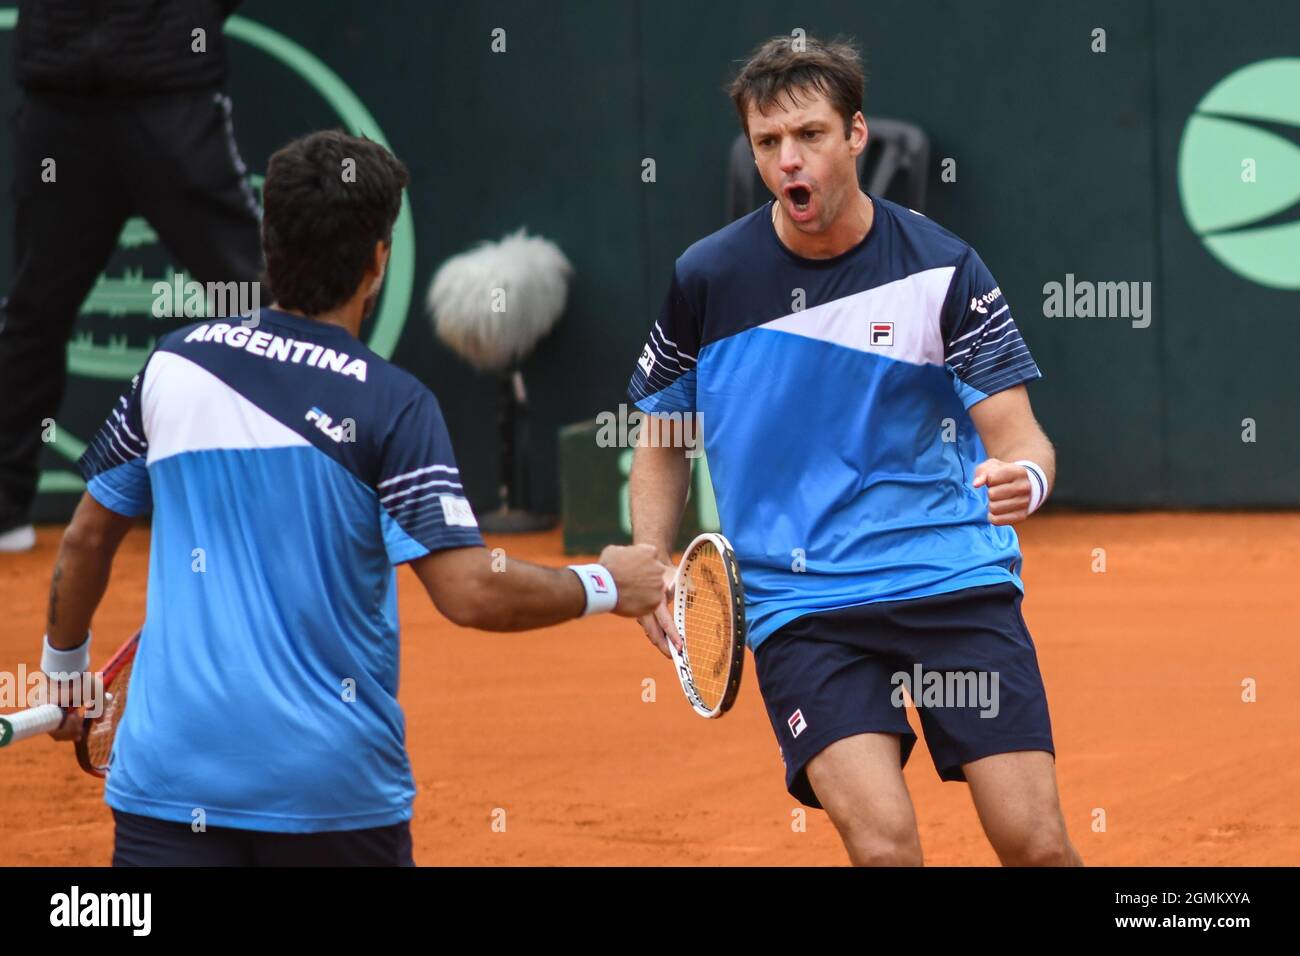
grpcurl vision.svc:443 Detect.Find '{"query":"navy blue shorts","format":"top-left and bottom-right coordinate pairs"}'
top-left (754, 583), bottom-right (1055, 809)
top-left (111, 810), bottom-right (415, 866)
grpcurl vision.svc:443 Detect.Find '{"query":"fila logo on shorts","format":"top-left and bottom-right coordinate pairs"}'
top-left (870, 322), bottom-right (893, 346)
top-left (787, 709), bottom-right (807, 738)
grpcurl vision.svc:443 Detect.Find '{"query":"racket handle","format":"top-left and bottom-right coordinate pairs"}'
top-left (0, 705), bottom-right (66, 747)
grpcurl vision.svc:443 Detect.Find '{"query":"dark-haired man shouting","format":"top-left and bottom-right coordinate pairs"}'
top-left (629, 36), bottom-right (1080, 867)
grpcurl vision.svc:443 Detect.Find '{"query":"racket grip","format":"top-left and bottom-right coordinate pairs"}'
top-left (0, 705), bottom-right (66, 747)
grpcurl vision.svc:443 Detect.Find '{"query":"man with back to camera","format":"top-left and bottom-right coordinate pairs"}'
top-left (39, 130), bottom-right (668, 866)
top-left (627, 35), bottom-right (1082, 866)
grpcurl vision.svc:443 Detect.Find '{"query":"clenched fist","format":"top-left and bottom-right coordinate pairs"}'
top-left (599, 544), bottom-right (672, 618)
top-left (972, 458), bottom-right (1040, 526)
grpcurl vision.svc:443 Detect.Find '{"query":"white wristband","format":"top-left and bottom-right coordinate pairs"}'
top-left (568, 564), bottom-right (618, 615)
top-left (42, 631), bottom-right (91, 681)
top-left (1015, 460), bottom-right (1050, 515)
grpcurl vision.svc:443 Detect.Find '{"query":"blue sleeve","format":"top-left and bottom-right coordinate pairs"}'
top-left (941, 248), bottom-right (1041, 408)
top-left (77, 365), bottom-right (152, 517)
top-left (375, 388), bottom-right (483, 565)
top-left (627, 266), bottom-right (700, 414)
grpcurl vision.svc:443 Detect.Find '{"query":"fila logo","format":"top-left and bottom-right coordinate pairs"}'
top-left (870, 322), bottom-right (894, 346)
top-left (787, 709), bottom-right (807, 738)
top-left (305, 406), bottom-right (350, 443)
top-left (638, 345), bottom-right (656, 375)
top-left (590, 573), bottom-right (610, 593)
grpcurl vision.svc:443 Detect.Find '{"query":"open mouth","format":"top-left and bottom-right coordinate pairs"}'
top-left (785, 183), bottom-right (812, 213)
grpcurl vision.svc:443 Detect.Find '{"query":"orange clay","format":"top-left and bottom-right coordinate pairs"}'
top-left (2, 513), bottom-right (1297, 865)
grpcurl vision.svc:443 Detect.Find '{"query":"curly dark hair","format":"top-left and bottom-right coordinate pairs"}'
top-left (727, 34), bottom-right (866, 140)
top-left (261, 130), bottom-right (409, 315)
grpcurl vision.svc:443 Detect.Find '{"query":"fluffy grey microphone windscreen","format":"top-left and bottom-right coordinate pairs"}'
top-left (426, 228), bottom-right (573, 373)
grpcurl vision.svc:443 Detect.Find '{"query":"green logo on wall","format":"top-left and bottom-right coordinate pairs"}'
top-left (0, 10), bottom-right (414, 492)
top-left (1178, 58), bottom-right (1300, 290)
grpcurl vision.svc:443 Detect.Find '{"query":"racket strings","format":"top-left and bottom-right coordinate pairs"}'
top-left (681, 545), bottom-right (734, 710)
top-left (85, 657), bottom-right (133, 771)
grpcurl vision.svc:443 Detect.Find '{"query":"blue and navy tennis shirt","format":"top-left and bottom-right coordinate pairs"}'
top-left (78, 308), bottom-right (483, 832)
top-left (628, 196), bottom-right (1042, 650)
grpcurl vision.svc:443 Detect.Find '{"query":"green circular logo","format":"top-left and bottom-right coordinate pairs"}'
top-left (1178, 58), bottom-right (1300, 290)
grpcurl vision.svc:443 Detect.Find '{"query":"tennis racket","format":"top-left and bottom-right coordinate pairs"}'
top-left (0, 631), bottom-right (140, 777)
top-left (76, 631), bottom-right (140, 777)
top-left (667, 532), bottom-right (747, 718)
top-left (0, 704), bottom-right (68, 747)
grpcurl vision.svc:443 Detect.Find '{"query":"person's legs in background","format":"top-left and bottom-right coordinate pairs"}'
top-left (121, 89), bottom-right (263, 301)
top-left (0, 89), bottom-right (263, 550)
top-left (0, 96), bottom-right (131, 548)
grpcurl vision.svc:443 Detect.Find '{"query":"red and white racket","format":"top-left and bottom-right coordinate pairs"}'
top-left (0, 631), bottom-right (140, 779)
top-left (76, 631), bottom-right (140, 777)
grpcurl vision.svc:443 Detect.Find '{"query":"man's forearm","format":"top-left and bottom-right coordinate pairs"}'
top-left (43, 494), bottom-right (136, 652)
top-left (994, 435), bottom-right (1056, 491)
top-left (629, 442), bottom-right (692, 561)
top-left (413, 546), bottom-right (588, 631)
top-left (46, 541), bottom-right (117, 649)
top-left (969, 386), bottom-right (1057, 495)
top-left (473, 557), bottom-right (587, 631)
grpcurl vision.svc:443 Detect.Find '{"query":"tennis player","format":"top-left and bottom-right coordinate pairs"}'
top-left (628, 35), bottom-right (1081, 866)
top-left (38, 130), bottom-right (668, 866)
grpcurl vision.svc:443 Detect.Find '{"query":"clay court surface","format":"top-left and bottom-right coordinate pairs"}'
top-left (2, 512), bottom-right (1297, 866)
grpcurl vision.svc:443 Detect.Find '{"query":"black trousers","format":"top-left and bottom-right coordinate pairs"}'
top-left (112, 809), bottom-right (417, 867)
top-left (0, 88), bottom-right (262, 531)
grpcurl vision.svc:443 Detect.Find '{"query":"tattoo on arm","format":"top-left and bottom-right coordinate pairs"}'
top-left (47, 561), bottom-right (63, 629)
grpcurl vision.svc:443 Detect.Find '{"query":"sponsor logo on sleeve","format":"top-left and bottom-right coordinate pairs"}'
top-left (969, 287), bottom-right (1002, 315)
top-left (439, 495), bottom-right (479, 528)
